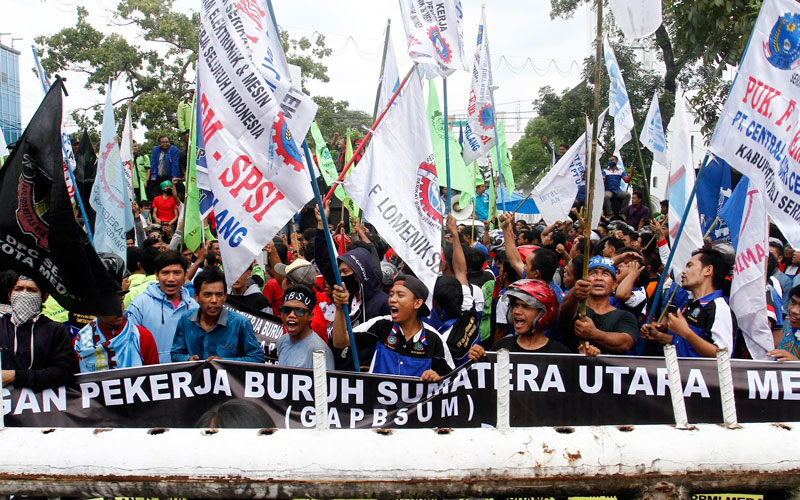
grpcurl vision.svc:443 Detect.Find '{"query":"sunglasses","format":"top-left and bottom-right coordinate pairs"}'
top-left (279, 305), bottom-right (310, 317)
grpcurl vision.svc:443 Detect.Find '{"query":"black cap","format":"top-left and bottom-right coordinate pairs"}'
top-left (393, 274), bottom-right (430, 317)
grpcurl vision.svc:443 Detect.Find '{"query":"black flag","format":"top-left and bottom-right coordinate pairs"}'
top-left (0, 79), bottom-right (121, 315)
top-left (74, 129), bottom-right (97, 229)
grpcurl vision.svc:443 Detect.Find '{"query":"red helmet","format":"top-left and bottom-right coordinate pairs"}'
top-left (505, 279), bottom-right (558, 333)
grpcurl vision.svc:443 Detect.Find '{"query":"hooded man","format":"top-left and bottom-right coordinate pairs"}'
top-left (0, 274), bottom-right (75, 390)
top-left (126, 249), bottom-right (199, 363)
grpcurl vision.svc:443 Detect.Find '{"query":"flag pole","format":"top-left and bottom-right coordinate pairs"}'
top-left (646, 154), bottom-right (711, 324)
top-left (471, 162), bottom-right (477, 242)
top-left (630, 121), bottom-right (653, 211)
top-left (443, 77), bottom-right (453, 215)
top-left (323, 65), bottom-right (415, 205)
top-left (372, 19), bottom-right (392, 122)
top-left (484, 11), bottom-right (506, 214)
top-left (581, 0), bottom-right (603, 317)
top-left (302, 139), bottom-right (361, 372)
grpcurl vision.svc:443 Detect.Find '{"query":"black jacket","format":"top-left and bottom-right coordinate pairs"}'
top-left (0, 314), bottom-right (75, 390)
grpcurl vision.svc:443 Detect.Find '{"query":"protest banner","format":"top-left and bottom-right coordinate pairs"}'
top-left (531, 111), bottom-right (606, 227)
top-left (197, 0), bottom-right (315, 287)
top-left (0, 80), bottom-right (120, 315)
top-left (346, 73), bottom-right (442, 294)
top-left (398, 0), bottom-right (468, 79)
top-left (462, 7), bottom-right (495, 165)
top-left (708, 0), bottom-right (800, 247)
top-left (224, 296), bottom-right (283, 362)
top-left (4, 353), bottom-right (800, 429)
top-left (91, 82), bottom-right (133, 264)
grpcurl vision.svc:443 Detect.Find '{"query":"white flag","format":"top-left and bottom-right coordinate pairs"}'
top-left (90, 82), bottom-right (133, 263)
top-left (532, 110), bottom-right (607, 227)
top-left (398, 0), bottom-right (468, 79)
top-left (719, 179), bottom-right (774, 360)
top-left (603, 37), bottom-right (635, 151)
top-left (640, 91), bottom-right (667, 166)
top-left (609, 0), bottom-right (662, 40)
top-left (345, 72), bottom-right (442, 294)
top-left (666, 89), bottom-right (704, 277)
top-left (199, 0), bottom-right (314, 287)
top-left (119, 105), bottom-right (135, 198)
top-left (462, 6), bottom-right (496, 164)
top-left (234, 0), bottom-right (318, 145)
top-left (377, 28), bottom-right (401, 113)
top-left (0, 126), bottom-right (7, 157)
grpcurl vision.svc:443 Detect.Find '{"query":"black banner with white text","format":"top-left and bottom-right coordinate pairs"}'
top-left (3, 353), bottom-right (799, 428)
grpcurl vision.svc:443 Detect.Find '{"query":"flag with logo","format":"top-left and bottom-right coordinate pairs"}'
top-left (531, 111), bottom-right (607, 227)
top-left (345, 72), bottom-right (442, 294)
top-left (0, 79), bottom-right (121, 315)
top-left (119, 104), bottom-right (135, 198)
top-left (718, 177), bottom-right (774, 360)
top-left (666, 89), bottom-right (704, 277)
top-left (609, 0), bottom-right (662, 40)
top-left (603, 37), bottom-right (635, 151)
top-left (199, 0), bottom-right (315, 287)
top-left (708, 0), bottom-right (800, 248)
top-left (428, 80), bottom-right (473, 195)
top-left (696, 156), bottom-right (733, 241)
top-left (462, 6), bottom-right (496, 164)
top-left (90, 81), bottom-right (133, 264)
top-left (378, 27), bottom-right (401, 113)
top-left (640, 91), bottom-right (667, 166)
top-left (235, 0), bottom-right (318, 146)
top-left (398, 0), bottom-right (468, 79)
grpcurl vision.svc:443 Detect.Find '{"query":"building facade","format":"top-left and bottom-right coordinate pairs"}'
top-left (0, 44), bottom-right (21, 147)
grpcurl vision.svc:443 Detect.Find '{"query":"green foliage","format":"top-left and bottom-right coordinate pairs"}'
top-left (35, 1), bottom-right (365, 152)
top-left (511, 40), bottom-right (660, 194)
top-left (547, 0), bottom-right (763, 137)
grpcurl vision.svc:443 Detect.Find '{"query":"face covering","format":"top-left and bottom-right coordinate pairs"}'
top-left (11, 291), bottom-right (42, 326)
top-left (341, 273), bottom-right (360, 297)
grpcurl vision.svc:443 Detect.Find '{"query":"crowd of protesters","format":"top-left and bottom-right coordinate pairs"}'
top-left (2, 126), bottom-right (800, 399)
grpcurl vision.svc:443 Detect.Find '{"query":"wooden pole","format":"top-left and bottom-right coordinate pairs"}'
top-left (371, 19), bottom-right (392, 122)
top-left (581, 0), bottom-right (604, 317)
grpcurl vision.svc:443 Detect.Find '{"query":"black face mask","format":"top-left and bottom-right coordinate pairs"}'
top-left (341, 273), bottom-right (360, 296)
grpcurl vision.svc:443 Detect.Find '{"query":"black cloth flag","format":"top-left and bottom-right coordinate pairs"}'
top-left (74, 129), bottom-right (97, 229)
top-left (0, 79), bottom-right (120, 315)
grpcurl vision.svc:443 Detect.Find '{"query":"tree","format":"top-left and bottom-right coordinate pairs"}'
top-left (35, 0), bottom-right (369, 152)
top-left (549, 0), bottom-right (762, 136)
top-left (511, 41), bottom-right (661, 194)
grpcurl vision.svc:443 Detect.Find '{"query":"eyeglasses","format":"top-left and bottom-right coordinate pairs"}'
top-left (279, 306), bottom-right (310, 317)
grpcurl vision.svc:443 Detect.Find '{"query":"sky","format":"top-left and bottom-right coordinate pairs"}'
top-left (6, 0), bottom-right (595, 148)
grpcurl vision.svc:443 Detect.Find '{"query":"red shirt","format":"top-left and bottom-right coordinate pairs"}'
top-left (262, 278), bottom-right (284, 315)
top-left (152, 195), bottom-right (177, 222)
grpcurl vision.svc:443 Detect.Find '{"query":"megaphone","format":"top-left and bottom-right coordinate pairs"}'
top-left (450, 192), bottom-right (474, 221)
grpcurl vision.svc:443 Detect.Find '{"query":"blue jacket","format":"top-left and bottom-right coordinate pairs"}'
top-left (602, 165), bottom-right (627, 194)
top-left (171, 308), bottom-right (265, 363)
top-left (126, 281), bottom-right (199, 363)
top-left (149, 145), bottom-right (182, 180)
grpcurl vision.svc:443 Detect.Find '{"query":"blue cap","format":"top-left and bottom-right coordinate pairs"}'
top-left (588, 256), bottom-right (617, 279)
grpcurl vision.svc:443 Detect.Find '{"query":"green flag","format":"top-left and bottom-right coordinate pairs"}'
top-left (427, 80), bottom-right (474, 196)
top-left (490, 120), bottom-right (515, 195)
top-left (184, 91), bottom-right (203, 252)
top-left (310, 122), bottom-right (345, 200)
top-left (342, 129), bottom-right (361, 219)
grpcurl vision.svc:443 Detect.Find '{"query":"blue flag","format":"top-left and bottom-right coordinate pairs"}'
top-left (696, 156), bottom-right (733, 241)
top-left (717, 176), bottom-right (749, 251)
top-left (90, 82), bottom-right (133, 263)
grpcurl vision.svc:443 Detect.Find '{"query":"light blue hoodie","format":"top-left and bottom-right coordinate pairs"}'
top-left (126, 281), bottom-right (198, 364)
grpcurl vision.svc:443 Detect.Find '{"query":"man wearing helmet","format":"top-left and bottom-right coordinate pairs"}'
top-left (73, 253), bottom-right (160, 372)
top-left (468, 279), bottom-right (570, 355)
top-left (557, 256), bottom-right (639, 354)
